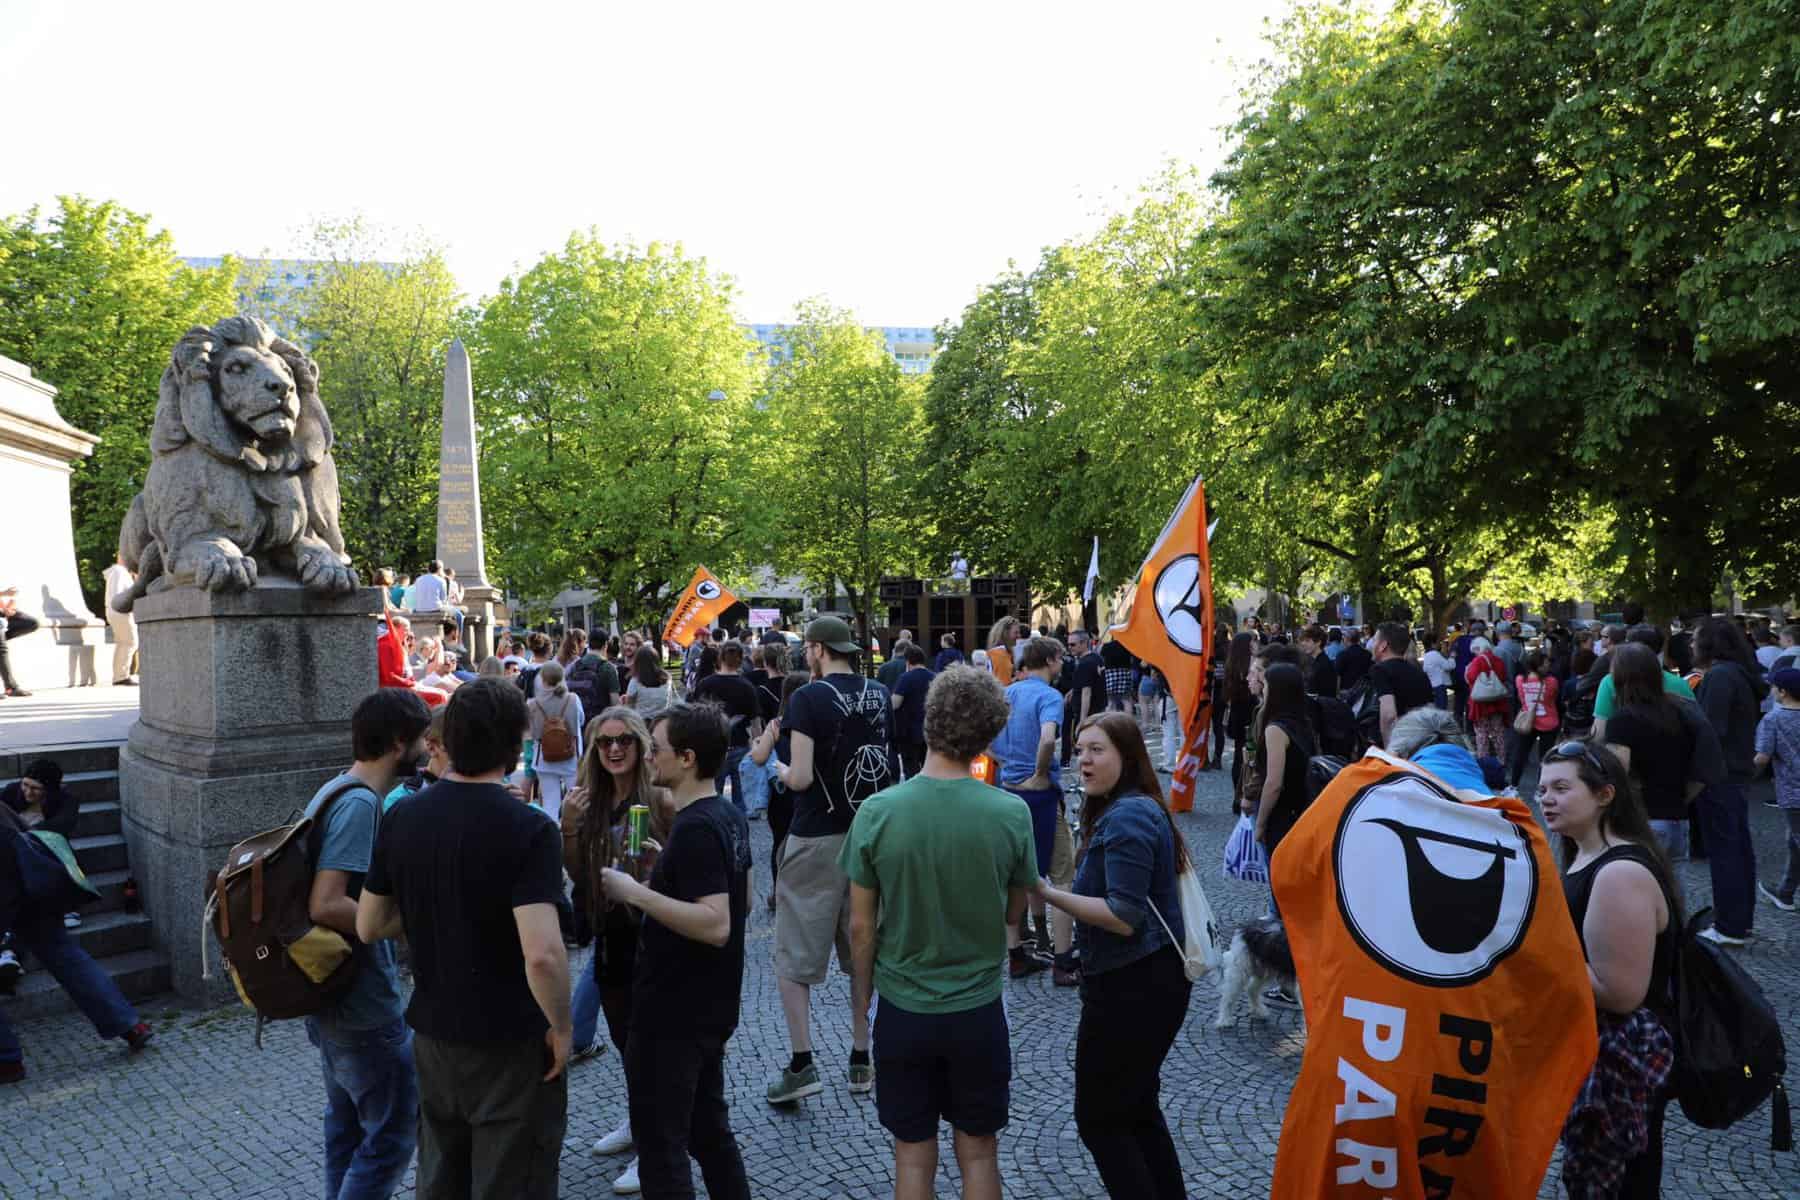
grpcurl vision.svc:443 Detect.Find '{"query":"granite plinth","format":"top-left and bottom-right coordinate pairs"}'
top-left (118, 583), bottom-right (384, 1004)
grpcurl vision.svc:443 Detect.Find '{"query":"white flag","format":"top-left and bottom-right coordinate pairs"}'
top-left (1083, 536), bottom-right (1100, 603)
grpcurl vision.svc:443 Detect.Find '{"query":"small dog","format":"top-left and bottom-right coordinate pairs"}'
top-left (1214, 916), bottom-right (1298, 1028)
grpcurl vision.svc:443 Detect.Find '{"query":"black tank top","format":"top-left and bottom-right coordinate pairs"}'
top-left (1562, 843), bottom-right (1679, 1020)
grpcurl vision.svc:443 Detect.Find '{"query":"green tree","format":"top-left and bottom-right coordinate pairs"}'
top-left (1186, 0), bottom-right (1800, 616)
top-left (254, 218), bottom-right (460, 576)
top-left (764, 303), bottom-right (928, 643)
top-left (466, 233), bottom-right (770, 627)
top-left (0, 197), bottom-right (239, 601)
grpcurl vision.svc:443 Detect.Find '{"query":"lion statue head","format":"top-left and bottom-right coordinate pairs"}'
top-left (149, 315), bottom-right (333, 475)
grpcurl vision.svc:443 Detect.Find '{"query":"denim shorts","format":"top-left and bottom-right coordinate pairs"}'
top-left (874, 996), bottom-right (1010, 1142)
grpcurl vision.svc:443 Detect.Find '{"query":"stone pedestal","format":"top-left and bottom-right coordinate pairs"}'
top-left (118, 582), bottom-right (383, 1004)
top-left (0, 354), bottom-right (107, 688)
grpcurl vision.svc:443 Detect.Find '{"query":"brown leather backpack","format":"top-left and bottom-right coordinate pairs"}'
top-left (203, 779), bottom-right (363, 1023)
top-left (539, 695), bottom-right (576, 763)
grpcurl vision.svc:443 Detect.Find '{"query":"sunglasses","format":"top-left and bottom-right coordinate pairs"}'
top-left (1546, 740), bottom-right (1607, 774)
top-left (595, 735), bottom-right (636, 751)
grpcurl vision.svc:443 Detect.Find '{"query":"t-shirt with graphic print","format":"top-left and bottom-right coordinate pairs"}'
top-left (785, 672), bottom-right (894, 838)
top-left (1755, 705), bottom-right (1800, 810)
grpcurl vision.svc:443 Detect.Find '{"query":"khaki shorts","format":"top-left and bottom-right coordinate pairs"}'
top-left (1049, 801), bottom-right (1076, 887)
top-left (774, 832), bottom-right (853, 985)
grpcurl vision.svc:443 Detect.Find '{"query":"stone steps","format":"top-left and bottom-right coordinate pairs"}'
top-left (3, 745), bottom-right (172, 1018)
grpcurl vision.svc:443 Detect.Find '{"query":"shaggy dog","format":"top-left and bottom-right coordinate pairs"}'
top-left (1214, 916), bottom-right (1298, 1028)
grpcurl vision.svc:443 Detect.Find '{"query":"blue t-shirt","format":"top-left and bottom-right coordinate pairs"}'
top-left (992, 676), bottom-right (1064, 786)
top-left (893, 667), bottom-right (934, 745)
top-left (1756, 706), bottom-right (1800, 809)
top-left (306, 773), bottom-right (404, 1032)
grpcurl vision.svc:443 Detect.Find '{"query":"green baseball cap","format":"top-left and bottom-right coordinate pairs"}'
top-left (804, 615), bottom-right (861, 654)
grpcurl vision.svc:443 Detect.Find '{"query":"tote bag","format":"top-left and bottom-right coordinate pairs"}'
top-left (1150, 865), bottom-right (1224, 981)
top-left (1222, 813), bottom-right (1269, 883)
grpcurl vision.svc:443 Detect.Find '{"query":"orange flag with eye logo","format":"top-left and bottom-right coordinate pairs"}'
top-left (663, 567), bottom-right (738, 648)
top-left (1270, 750), bottom-right (1597, 1198)
top-left (1111, 475), bottom-right (1213, 811)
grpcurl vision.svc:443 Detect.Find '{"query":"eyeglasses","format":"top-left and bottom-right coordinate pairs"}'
top-left (595, 735), bottom-right (636, 751)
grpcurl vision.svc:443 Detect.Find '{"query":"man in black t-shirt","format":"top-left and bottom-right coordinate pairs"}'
top-left (1065, 631), bottom-right (1107, 765)
top-left (1335, 628), bottom-right (1374, 691)
top-left (358, 679), bottom-right (570, 1200)
top-left (1368, 622), bottom-right (1434, 748)
top-left (600, 703), bottom-right (752, 1200)
top-left (768, 616), bottom-right (892, 1105)
top-left (889, 643), bottom-right (934, 777)
top-left (691, 642), bottom-right (760, 813)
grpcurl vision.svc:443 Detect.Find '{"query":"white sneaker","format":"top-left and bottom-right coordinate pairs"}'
top-left (63, 912), bottom-right (80, 929)
top-left (612, 1158), bottom-right (641, 1194)
top-left (591, 1118), bottom-right (633, 1156)
top-left (1697, 925), bottom-right (1750, 947)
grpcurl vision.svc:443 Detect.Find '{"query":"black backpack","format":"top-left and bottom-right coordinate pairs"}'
top-left (565, 655), bottom-right (610, 714)
top-left (1337, 682), bottom-right (1382, 752)
top-left (1561, 674), bottom-right (1596, 728)
top-left (1307, 694), bottom-right (1364, 760)
top-left (1669, 906), bottom-right (1792, 1150)
top-left (1305, 754), bottom-right (1350, 803)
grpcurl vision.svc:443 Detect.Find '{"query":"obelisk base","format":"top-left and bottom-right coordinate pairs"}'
top-left (118, 582), bottom-right (383, 1004)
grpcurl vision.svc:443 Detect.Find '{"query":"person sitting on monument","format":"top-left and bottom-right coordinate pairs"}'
top-left (379, 615), bottom-right (447, 708)
top-left (440, 621), bottom-right (478, 681)
top-left (0, 586), bottom-right (38, 698)
top-left (417, 639), bottom-right (464, 695)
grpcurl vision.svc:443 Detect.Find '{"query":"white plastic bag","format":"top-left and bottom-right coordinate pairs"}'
top-left (1222, 813), bottom-right (1268, 883)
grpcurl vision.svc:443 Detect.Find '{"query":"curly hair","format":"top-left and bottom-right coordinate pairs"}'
top-left (923, 666), bottom-right (1010, 762)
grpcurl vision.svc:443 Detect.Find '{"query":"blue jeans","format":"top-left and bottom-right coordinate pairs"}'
top-left (305, 1016), bottom-right (419, 1200)
top-left (573, 963), bottom-right (601, 1050)
top-left (0, 911), bottom-right (138, 1063)
top-left (1700, 781), bottom-right (1757, 938)
top-left (715, 747), bottom-right (748, 814)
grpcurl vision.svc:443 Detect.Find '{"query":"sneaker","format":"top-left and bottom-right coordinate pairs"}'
top-left (1008, 947), bottom-right (1050, 979)
top-left (591, 1118), bottom-right (633, 1155)
top-left (0, 949), bottom-right (22, 997)
top-left (612, 1158), bottom-right (641, 1195)
top-left (0, 1060), bottom-right (23, 1084)
top-left (1759, 882), bottom-right (1797, 912)
top-left (124, 1022), bottom-right (153, 1052)
top-left (1263, 985), bottom-right (1301, 1009)
top-left (1697, 926), bottom-right (1750, 947)
top-left (570, 1038), bottom-right (607, 1064)
top-left (848, 1061), bottom-right (875, 1095)
top-left (63, 912), bottom-right (81, 929)
top-left (766, 1062), bottom-right (822, 1105)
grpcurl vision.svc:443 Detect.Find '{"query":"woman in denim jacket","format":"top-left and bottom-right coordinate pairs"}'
top-left (1038, 712), bottom-right (1192, 1199)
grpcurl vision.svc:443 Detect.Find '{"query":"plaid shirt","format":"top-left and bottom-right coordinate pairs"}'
top-left (1561, 1007), bottom-right (1675, 1197)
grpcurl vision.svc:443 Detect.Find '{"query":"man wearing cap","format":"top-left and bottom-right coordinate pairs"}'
top-left (767, 616), bottom-right (895, 1106)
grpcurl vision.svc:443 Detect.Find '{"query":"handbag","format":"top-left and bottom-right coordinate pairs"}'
top-left (1471, 659), bottom-right (1507, 702)
top-left (1222, 813), bottom-right (1269, 883)
top-left (1513, 695), bottom-right (1536, 735)
top-left (1150, 865), bottom-right (1223, 981)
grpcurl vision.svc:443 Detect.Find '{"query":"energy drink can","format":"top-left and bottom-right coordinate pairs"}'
top-left (627, 805), bottom-right (650, 857)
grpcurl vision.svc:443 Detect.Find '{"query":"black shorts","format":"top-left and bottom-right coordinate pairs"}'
top-left (873, 995), bottom-right (1010, 1142)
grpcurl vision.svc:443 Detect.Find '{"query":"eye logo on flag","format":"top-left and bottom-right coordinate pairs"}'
top-left (1334, 773), bottom-right (1538, 987)
top-left (1152, 554), bottom-right (1207, 655)
top-left (663, 567), bottom-right (739, 648)
top-left (696, 579), bottom-right (721, 601)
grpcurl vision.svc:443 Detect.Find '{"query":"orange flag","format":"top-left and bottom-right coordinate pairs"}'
top-left (1111, 475), bottom-right (1213, 811)
top-left (1270, 751), bottom-right (1597, 1199)
top-left (662, 567), bottom-right (739, 648)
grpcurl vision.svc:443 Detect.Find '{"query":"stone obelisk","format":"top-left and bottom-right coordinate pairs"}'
top-left (437, 338), bottom-right (499, 656)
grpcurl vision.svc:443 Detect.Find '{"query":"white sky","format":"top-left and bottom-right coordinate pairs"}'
top-left (1, 1), bottom-right (1285, 327)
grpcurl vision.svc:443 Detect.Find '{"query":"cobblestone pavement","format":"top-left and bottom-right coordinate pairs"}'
top-left (5, 730), bottom-right (1800, 1198)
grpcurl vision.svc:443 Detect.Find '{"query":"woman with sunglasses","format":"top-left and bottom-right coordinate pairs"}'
top-left (1539, 739), bottom-right (1682, 1196)
top-left (560, 706), bottom-right (673, 1194)
top-left (1036, 712), bottom-right (1191, 1200)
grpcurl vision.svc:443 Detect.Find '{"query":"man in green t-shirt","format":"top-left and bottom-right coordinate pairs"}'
top-left (841, 665), bottom-right (1035, 1200)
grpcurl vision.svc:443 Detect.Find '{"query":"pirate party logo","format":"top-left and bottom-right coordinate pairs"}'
top-left (1152, 554), bottom-right (1207, 655)
top-left (696, 579), bottom-right (722, 601)
top-left (1333, 771), bottom-right (1538, 987)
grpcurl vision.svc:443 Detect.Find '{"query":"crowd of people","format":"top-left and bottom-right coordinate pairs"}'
top-left (5, 588), bottom-right (1797, 1199)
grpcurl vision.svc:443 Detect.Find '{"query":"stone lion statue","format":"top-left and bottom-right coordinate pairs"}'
top-left (115, 316), bottom-right (359, 609)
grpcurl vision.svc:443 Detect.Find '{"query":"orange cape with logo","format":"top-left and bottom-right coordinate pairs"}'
top-left (1271, 752), bottom-right (1598, 1199)
top-left (662, 567), bottom-right (739, 648)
